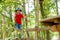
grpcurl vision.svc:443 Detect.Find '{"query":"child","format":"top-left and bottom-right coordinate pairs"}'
top-left (14, 7), bottom-right (24, 38)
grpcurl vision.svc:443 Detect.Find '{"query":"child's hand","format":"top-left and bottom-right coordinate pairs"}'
top-left (27, 13), bottom-right (30, 17)
top-left (23, 13), bottom-right (30, 18)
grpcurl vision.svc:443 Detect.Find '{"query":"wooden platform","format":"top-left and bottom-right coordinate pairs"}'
top-left (40, 15), bottom-right (60, 32)
top-left (40, 15), bottom-right (60, 23)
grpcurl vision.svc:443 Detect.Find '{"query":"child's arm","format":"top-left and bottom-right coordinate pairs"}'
top-left (23, 14), bottom-right (30, 18)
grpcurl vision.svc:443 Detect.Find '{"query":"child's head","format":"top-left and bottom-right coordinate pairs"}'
top-left (15, 7), bottom-right (22, 13)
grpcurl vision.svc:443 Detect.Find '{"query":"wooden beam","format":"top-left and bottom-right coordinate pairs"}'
top-left (41, 22), bottom-right (55, 26)
top-left (54, 18), bottom-right (60, 23)
top-left (40, 15), bottom-right (60, 23)
top-left (26, 28), bottom-right (41, 32)
top-left (40, 16), bottom-right (60, 28)
top-left (25, 26), bottom-right (60, 32)
top-left (0, 13), bottom-right (10, 18)
top-left (26, 27), bottom-right (50, 32)
top-left (50, 25), bottom-right (59, 32)
top-left (49, 24), bottom-right (60, 32)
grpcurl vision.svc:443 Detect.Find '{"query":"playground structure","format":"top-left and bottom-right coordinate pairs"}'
top-left (40, 15), bottom-right (60, 32)
top-left (2, 16), bottom-right (60, 39)
top-left (10, 15), bottom-right (60, 40)
top-left (1, 0), bottom-right (60, 40)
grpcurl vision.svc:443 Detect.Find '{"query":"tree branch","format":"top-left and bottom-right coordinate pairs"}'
top-left (0, 13), bottom-right (10, 18)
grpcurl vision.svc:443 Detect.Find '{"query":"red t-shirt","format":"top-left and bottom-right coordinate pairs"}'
top-left (15, 13), bottom-right (24, 24)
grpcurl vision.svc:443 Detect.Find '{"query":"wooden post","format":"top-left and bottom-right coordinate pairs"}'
top-left (39, 0), bottom-right (50, 40)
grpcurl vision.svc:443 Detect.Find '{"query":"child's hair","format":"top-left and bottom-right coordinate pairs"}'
top-left (15, 10), bottom-right (22, 12)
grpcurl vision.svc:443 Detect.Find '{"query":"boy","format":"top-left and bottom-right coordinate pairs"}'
top-left (14, 7), bottom-right (24, 38)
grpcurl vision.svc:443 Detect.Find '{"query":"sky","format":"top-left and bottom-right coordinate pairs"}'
top-left (58, 1), bottom-right (60, 12)
top-left (25, 0), bottom-right (34, 14)
top-left (25, 0), bottom-right (60, 14)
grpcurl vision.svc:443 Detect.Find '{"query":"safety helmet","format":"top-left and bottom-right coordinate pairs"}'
top-left (15, 7), bottom-right (22, 12)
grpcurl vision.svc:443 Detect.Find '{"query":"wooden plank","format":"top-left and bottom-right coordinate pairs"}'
top-left (41, 22), bottom-right (55, 26)
top-left (25, 26), bottom-right (60, 32)
top-left (50, 25), bottom-right (59, 32)
top-left (57, 24), bottom-right (60, 31)
top-left (40, 24), bottom-right (60, 32)
top-left (18, 25), bottom-right (59, 32)
top-left (26, 27), bottom-right (50, 32)
top-left (39, 16), bottom-right (60, 27)
top-left (49, 24), bottom-right (60, 32)
top-left (54, 18), bottom-right (60, 23)
top-left (26, 28), bottom-right (41, 32)
top-left (40, 15), bottom-right (60, 23)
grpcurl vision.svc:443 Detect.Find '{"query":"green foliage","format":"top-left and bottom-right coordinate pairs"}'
top-left (0, 0), bottom-right (59, 40)
top-left (43, 0), bottom-right (56, 17)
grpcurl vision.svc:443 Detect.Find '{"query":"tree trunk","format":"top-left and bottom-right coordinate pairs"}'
top-left (23, 0), bottom-right (29, 38)
top-left (8, 6), bottom-right (12, 37)
top-left (35, 0), bottom-right (39, 40)
top-left (56, 0), bottom-right (60, 40)
top-left (46, 30), bottom-right (50, 40)
top-left (39, 0), bottom-right (50, 40)
top-left (59, 32), bottom-right (60, 40)
top-left (56, 0), bottom-right (59, 15)
top-left (39, 0), bottom-right (44, 18)
top-left (2, 13), bottom-right (5, 40)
